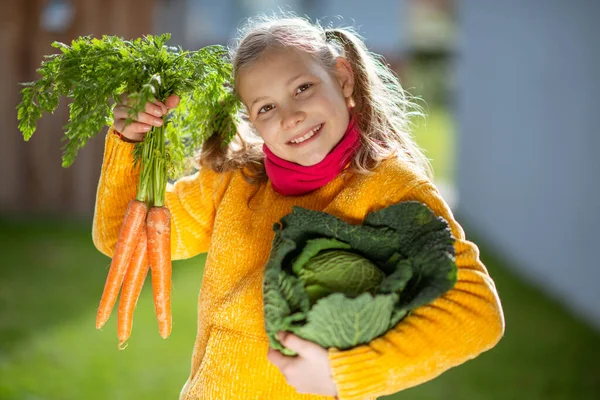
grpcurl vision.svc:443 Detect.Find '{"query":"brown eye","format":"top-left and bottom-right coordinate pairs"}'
top-left (296, 83), bottom-right (312, 94)
top-left (259, 104), bottom-right (274, 114)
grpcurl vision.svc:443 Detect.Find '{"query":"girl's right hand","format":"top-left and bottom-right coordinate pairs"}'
top-left (113, 94), bottom-right (180, 142)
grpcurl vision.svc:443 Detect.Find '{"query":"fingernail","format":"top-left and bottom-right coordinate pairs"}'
top-left (142, 125), bottom-right (151, 131)
top-left (278, 332), bottom-right (287, 342)
top-left (150, 110), bottom-right (162, 117)
top-left (154, 118), bottom-right (163, 126)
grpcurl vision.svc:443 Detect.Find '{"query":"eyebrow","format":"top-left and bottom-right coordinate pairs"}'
top-left (249, 73), bottom-right (307, 109)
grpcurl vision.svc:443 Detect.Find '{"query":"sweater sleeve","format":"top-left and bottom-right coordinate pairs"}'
top-left (327, 179), bottom-right (505, 400)
top-left (92, 128), bottom-right (223, 260)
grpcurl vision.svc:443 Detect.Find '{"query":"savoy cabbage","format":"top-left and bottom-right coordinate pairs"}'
top-left (263, 201), bottom-right (458, 356)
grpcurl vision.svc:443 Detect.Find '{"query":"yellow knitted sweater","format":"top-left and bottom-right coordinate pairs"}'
top-left (93, 129), bottom-right (504, 400)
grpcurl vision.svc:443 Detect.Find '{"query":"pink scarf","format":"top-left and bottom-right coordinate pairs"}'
top-left (263, 117), bottom-right (361, 196)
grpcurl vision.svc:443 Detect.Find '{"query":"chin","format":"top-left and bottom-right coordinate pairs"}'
top-left (297, 153), bottom-right (326, 166)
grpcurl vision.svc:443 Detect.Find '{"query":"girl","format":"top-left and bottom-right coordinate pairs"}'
top-left (93, 14), bottom-right (504, 400)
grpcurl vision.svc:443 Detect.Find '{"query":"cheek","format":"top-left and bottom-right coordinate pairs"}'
top-left (255, 123), bottom-right (278, 146)
top-left (318, 92), bottom-right (347, 117)
top-left (334, 92), bottom-right (350, 112)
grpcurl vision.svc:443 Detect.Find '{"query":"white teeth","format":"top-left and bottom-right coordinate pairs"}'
top-left (290, 124), bottom-right (322, 144)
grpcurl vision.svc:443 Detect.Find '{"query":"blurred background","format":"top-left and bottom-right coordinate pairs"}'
top-left (1, 0), bottom-right (599, 399)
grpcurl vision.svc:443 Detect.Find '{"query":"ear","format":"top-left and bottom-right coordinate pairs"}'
top-left (333, 57), bottom-right (355, 99)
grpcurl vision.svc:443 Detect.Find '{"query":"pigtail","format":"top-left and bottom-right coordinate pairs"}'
top-left (325, 27), bottom-right (433, 180)
top-left (325, 28), bottom-right (384, 167)
top-left (325, 28), bottom-right (377, 129)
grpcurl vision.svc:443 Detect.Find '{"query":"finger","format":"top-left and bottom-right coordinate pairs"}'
top-left (117, 101), bottom-right (164, 119)
top-left (114, 118), bottom-right (151, 135)
top-left (165, 94), bottom-right (180, 110)
top-left (279, 333), bottom-right (315, 356)
top-left (119, 110), bottom-right (163, 128)
top-left (120, 92), bottom-right (165, 115)
top-left (113, 104), bottom-right (132, 120)
top-left (120, 130), bottom-right (147, 142)
top-left (267, 348), bottom-right (285, 367)
top-left (145, 101), bottom-right (164, 117)
top-left (114, 119), bottom-right (151, 138)
top-left (151, 99), bottom-right (168, 115)
top-left (119, 92), bottom-right (132, 106)
top-left (267, 348), bottom-right (296, 371)
top-left (114, 102), bottom-right (163, 131)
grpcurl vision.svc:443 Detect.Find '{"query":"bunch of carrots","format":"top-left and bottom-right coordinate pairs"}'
top-left (96, 200), bottom-right (172, 347)
top-left (96, 102), bottom-right (174, 348)
top-left (95, 184), bottom-right (173, 347)
top-left (17, 34), bottom-right (240, 348)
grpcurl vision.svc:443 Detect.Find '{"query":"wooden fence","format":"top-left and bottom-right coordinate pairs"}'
top-left (0, 0), bottom-right (155, 216)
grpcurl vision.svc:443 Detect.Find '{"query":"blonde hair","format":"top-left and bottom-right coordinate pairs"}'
top-left (197, 13), bottom-right (433, 183)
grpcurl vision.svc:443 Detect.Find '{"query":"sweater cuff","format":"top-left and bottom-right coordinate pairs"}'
top-left (328, 346), bottom-right (386, 400)
top-left (104, 126), bottom-right (139, 176)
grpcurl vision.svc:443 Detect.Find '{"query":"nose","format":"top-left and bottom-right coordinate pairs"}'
top-left (281, 106), bottom-right (306, 130)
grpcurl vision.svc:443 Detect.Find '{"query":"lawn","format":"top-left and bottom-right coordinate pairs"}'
top-left (0, 216), bottom-right (203, 399)
top-left (1, 215), bottom-right (598, 400)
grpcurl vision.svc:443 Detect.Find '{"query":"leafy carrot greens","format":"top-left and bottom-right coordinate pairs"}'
top-left (17, 33), bottom-right (241, 207)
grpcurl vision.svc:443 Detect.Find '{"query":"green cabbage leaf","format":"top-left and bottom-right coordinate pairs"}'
top-left (263, 201), bottom-right (457, 356)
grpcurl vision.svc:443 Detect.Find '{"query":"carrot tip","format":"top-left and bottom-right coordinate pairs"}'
top-left (160, 329), bottom-right (171, 339)
top-left (118, 341), bottom-right (129, 351)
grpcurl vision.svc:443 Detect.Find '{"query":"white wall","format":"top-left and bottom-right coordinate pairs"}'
top-left (456, 0), bottom-right (600, 329)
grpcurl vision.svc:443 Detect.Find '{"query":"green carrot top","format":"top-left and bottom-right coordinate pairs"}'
top-left (17, 33), bottom-right (242, 206)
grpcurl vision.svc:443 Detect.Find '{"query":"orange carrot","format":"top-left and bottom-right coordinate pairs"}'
top-left (147, 206), bottom-right (172, 339)
top-left (96, 199), bottom-right (148, 329)
top-left (117, 225), bottom-right (149, 349)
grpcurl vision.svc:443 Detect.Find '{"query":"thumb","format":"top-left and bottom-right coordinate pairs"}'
top-left (279, 332), bottom-right (317, 356)
top-left (165, 94), bottom-right (180, 110)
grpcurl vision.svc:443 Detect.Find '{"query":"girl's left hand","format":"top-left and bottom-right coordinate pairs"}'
top-left (268, 332), bottom-right (338, 397)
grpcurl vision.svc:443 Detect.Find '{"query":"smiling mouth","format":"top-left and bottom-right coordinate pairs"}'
top-left (287, 124), bottom-right (323, 145)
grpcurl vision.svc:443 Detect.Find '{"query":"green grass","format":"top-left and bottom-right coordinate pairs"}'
top-left (1, 216), bottom-right (598, 400)
top-left (0, 216), bottom-right (204, 399)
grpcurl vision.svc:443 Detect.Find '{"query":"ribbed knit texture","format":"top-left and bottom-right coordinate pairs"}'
top-left (93, 128), bottom-right (505, 400)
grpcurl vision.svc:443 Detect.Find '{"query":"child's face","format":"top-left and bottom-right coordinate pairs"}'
top-left (237, 46), bottom-right (355, 166)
